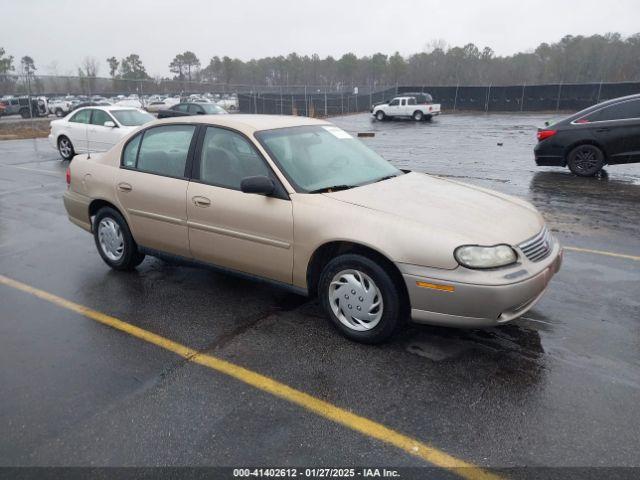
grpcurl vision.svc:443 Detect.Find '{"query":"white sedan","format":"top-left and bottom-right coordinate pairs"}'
top-left (49, 106), bottom-right (154, 160)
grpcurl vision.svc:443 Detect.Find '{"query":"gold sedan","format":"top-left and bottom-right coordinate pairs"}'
top-left (64, 115), bottom-right (562, 343)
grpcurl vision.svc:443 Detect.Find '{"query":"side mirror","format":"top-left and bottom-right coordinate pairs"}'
top-left (240, 175), bottom-right (275, 196)
top-left (544, 121), bottom-right (550, 127)
top-left (104, 120), bottom-right (116, 128)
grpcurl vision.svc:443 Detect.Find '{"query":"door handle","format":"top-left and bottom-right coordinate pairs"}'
top-left (192, 196), bottom-right (211, 207)
top-left (595, 128), bottom-right (610, 133)
top-left (117, 182), bottom-right (132, 192)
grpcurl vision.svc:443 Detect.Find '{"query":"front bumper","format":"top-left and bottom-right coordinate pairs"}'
top-left (399, 240), bottom-right (563, 327)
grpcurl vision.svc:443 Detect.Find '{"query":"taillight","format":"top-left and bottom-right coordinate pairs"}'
top-left (537, 129), bottom-right (557, 141)
top-left (65, 167), bottom-right (71, 186)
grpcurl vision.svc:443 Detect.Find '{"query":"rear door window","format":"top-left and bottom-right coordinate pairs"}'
top-left (188, 104), bottom-right (203, 114)
top-left (122, 133), bottom-right (142, 168)
top-left (133, 125), bottom-right (196, 177)
top-left (585, 100), bottom-right (640, 122)
top-left (90, 109), bottom-right (112, 126)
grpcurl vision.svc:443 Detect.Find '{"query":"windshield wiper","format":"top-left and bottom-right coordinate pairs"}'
top-left (308, 184), bottom-right (356, 194)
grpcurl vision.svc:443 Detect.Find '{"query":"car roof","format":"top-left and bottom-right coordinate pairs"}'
top-left (76, 105), bottom-right (141, 112)
top-left (560, 93), bottom-right (640, 124)
top-left (151, 114), bottom-right (331, 134)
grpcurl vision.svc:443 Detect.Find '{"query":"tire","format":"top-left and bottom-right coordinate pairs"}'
top-left (93, 207), bottom-right (145, 271)
top-left (412, 110), bottom-right (423, 121)
top-left (567, 144), bottom-right (605, 177)
top-left (55, 108), bottom-right (64, 117)
top-left (375, 110), bottom-right (385, 121)
top-left (20, 109), bottom-right (30, 119)
top-left (318, 253), bottom-right (405, 344)
top-left (57, 136), bottom-right (75, 161)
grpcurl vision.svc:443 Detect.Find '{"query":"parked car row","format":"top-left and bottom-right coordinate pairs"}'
top-left (1, 92), bottom-right (238, 119)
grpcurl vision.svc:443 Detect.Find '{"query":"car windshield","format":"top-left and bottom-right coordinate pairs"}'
top-left (256, 125), bottom-right (401, 192)
top-left (111, 109), bottom-right (155, 126)
top-left (201, 104), bottom-right (226, 114)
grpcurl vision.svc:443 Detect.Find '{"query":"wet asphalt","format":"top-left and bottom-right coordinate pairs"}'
top-left (0, 113), bottom-right (639, 476)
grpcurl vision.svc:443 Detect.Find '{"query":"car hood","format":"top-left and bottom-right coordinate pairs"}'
top-left (323, 171), bottom-right (543, 246)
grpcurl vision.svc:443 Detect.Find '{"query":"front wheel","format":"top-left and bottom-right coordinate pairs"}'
top-left (375, 110), bottom-right (385, 121)
top-left (412, 110), bottom-right (423, 121)
top-left (55, 108), bottom-right (65, 117)
top-left (318, 254), bottom-right (405, 344)
top-left (567, 144), bottom-right (605, 177)
top-left (93, 207), bottom-right (145, 271)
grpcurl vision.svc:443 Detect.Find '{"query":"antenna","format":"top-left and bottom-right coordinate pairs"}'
top-left (86, 108), bottom-right (91, 159)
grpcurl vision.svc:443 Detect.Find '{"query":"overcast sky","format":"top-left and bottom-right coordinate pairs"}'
top-left (4, 0), bottom-right (640, 77)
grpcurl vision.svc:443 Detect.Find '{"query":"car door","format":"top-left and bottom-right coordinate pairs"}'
top-left (186, 126), bottom-right (294, 283)
top-left (387, 98), bottom-right (400, 116)
top-left (115, 124), bottom-right (197, 257)
top-left (66, 108), bottom-right (91, 152)
top-left (585, 99), bottom-right (640, 164)
top-left (87, 109), bottom-right (118, 152)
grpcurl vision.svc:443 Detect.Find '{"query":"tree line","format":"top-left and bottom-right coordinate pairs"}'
top-left (160, 33), bottom-right (640, 87)
top-left (2, 33), bottom-right (640, 90)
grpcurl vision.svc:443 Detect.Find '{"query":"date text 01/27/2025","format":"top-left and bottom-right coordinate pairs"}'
top-left (232, 468), bottom-right (400, 478)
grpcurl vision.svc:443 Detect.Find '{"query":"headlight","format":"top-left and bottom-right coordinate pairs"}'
top-left (454, 244), bottom-right (517, 269)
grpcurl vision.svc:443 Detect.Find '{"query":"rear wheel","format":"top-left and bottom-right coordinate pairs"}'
top-left (318, 254), bottom-right (404, 344)
top-left (567, 144), bottom-right (605, 177)
top-left (57, 136), bottom-right (74, 161)
top-left (93, 207), bottom-right (145, 271)
top-left (412, 110), bottom-right (423, 121)
top-left (375, 110), bottom-right (385, 121)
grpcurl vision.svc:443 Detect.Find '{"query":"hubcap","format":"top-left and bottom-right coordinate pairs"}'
top-left (59, 139), bottom-right (71, 157)
top-left (329, 269), bottom-right (383, 331)
top-left (377, 112), bottom-right (384, 120)
top-left (574, 148), bottom-right (599, 172)
top-left (98, 218), bottom-right (124, 261)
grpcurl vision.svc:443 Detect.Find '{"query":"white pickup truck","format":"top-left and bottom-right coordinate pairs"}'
top-left (371, 94), bottom-right (441, 122)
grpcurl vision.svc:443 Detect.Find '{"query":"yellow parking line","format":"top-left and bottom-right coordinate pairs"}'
top-left (0, 274), bottom-right (501, 480)
top-left (565, 246), bottom-right (640, 262)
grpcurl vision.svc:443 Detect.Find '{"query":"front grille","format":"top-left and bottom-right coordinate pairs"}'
top-left (519, 226), bottom-right (553, 262)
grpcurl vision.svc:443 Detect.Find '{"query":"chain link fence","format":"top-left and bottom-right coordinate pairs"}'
top-left (2, 74), bottom-right (639, 118)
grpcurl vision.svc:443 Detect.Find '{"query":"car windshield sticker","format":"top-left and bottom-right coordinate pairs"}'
top-left (322, 126), bottom-right (352, 139)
